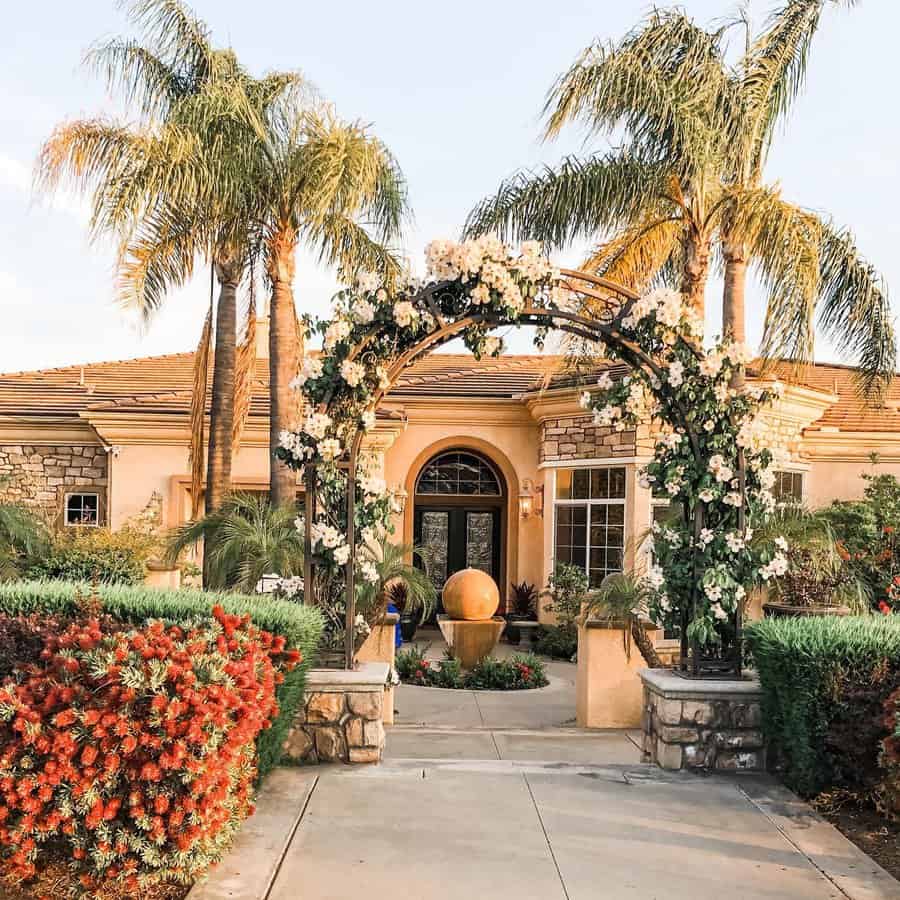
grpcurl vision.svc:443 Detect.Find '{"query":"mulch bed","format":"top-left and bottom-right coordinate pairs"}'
top-left (815, 795), bottom-right (900, 882)
top-left (0, 863), bottom-right (189, 900)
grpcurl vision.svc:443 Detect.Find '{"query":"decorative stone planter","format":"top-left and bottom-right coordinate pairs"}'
top-left (576, 619), bottom-right (659, 728)
top-left (638, 668), bottom-right (765, 772)
top-left (283, 662), bottom-right (389, 765)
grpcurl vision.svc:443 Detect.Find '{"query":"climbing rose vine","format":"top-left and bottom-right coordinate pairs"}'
top-left (277, 237), bottom-right (785, 651)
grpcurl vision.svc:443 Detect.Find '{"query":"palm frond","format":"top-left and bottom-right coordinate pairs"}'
top-left (188, 302), bottom-right (212, 517)
top-left (816, 221), bottom-right (896, 397)
top-left (121, 0), bottom-right (212, 90)
top-left (305, 213), bottom-right (403, 288)
top-left (85, 39), bottom-right (185, 118)
top-left (740, 0), bottom-right (856, 172)
top-left (581, 215), bottom-right (683, 293)
top-left (232, 293), bottom-right (257, 453)
top-left (544, 9), bottom-right (732, 179)
top-left (464, 153), bottom-right (669, 248)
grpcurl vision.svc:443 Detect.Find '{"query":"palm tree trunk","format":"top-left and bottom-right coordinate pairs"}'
top-left (723, 237), bottom-right (748, 389)
top-left (630, 618), bottom-right (663, 668)
top-left (268, 231), bottom-right (299, 507)
top-left (680, 228), bottom-right (710, 316)
top-left (205, 256), bottom-right (241, 517)
top-left (722, 243), bottom-right (747, 344)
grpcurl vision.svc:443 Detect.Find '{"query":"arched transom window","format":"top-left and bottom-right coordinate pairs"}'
top-left (415, 451), bottom-right (502, 496)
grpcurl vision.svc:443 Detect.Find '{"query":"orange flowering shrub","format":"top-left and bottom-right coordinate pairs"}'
top-left (0, 605), bottom-right (300, 892)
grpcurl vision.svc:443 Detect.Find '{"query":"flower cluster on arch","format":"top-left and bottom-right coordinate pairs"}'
top-left (576, 287), bottom-right (786, 645)
top-left (276, 237), bottom-right (787, 645)
top-left (276, 237), bottom-right (562, 585)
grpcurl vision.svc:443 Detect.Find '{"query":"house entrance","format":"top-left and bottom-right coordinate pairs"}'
top-left (412, 449), bottom-right (506, 612)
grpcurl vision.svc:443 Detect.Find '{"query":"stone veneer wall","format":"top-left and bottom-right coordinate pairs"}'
top-left (0, 444), bottom-right (108, 522)
top-left (282, 663), bottom-right (388, 765)
top-left (539, 415), bottom-right (653, 463)
top-left (639, 669), bottom-right (765, 772)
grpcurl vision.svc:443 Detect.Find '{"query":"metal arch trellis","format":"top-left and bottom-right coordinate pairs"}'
top-left (301, 268), bottom-right (746, 676)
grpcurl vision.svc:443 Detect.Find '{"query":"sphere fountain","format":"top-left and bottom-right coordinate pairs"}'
top-left (437, 568), bottom-right (506, 668)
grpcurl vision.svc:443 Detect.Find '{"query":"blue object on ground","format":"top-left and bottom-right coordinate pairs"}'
top-left (387, 603), bottom-right (402, 648)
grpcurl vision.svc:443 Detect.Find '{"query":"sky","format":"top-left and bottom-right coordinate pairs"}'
top-left (1, 0), bottom-right (898, 373)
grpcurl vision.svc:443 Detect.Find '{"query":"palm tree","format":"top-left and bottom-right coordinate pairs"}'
top-left (248, 105), bottom-right (409, 504)
top-left (165, 492), bottom-right (304, 591)
top-left (465, 3), bottom-right (894, 392)
top-left (37, 0), bottom-right (305, 523)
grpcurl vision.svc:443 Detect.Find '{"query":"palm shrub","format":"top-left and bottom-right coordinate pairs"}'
top-left (0, 579), bottom-right (324, 780)
top-left (166, 493), bottom-right (304, 592)
top-left (745, 616), bottom-right (900, 798)
top-left (581, 572), bottom-right (663, 668)
top-left (356, 537), bottom-right (436, 624)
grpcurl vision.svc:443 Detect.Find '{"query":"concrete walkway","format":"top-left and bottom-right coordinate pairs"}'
top-left (191, 761), bottom-right (900, 900)
top-left (190, 637), bottom-right (900, 899)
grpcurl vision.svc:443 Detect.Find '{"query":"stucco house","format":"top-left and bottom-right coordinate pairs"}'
top-left (2, 317), bottom-right (900, 614)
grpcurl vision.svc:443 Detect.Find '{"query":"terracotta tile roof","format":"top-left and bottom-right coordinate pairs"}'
top-left (0, 351), bottom-right (897, 434)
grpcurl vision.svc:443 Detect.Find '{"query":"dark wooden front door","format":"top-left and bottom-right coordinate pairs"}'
top-left (414, 505), bottom-right (502, 613)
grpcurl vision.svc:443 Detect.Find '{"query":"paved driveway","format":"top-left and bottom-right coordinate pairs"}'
top-left (192, 758), bottom-right (900, 900)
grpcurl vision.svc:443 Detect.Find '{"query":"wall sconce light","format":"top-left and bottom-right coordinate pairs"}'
top-left (391, 485), bottom-right (408, 515)
top-left (519, 479), bottom-right (544, 519)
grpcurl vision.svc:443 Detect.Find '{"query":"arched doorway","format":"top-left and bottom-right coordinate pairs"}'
top-left (412, 449), bottom-right (507, 611)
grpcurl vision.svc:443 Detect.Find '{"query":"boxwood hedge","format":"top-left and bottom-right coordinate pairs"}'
top-left (745, 615), bottom-right (900, 796)
top-left (0, 580), bottom-right (324, 780)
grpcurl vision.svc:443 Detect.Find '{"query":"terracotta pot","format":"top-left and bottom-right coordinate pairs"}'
top-left (442, 568), bottom-right (500, 621)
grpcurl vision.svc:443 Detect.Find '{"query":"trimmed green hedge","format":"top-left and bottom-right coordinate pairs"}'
top-left (745, 615), bottom-right (900, 796)
top-left (0, 580), bottom-right (324, 780)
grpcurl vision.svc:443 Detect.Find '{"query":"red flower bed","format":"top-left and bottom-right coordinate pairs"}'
top-left (0, 605), bottom-right (300, 893)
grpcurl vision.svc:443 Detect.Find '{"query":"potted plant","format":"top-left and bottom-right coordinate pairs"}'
top-left (505, 580), bottom-right (538, 644)
top-left (752, 507), bottom-right (870, 617)
top-left (581, 572), bottom-right (663, 667)
top-left (356, 539), bottom-right (436, 645)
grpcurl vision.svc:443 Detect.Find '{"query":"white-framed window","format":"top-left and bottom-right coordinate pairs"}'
top-left (64, 492), bottom-right (100, 527)
top-left (773, 470), bottom-right (804, 505)
top-left (553, 466), bottom-right (626, 587)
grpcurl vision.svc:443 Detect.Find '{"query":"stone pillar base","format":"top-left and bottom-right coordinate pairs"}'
top-left (437, 615), bottom-right (505, 668)
top-left (638, 668), bottom-right (765, 772)
top-left (283, 662), bottom-right (389, 765)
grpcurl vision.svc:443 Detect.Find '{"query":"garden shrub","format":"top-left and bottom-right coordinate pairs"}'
top-left (395, 646), bottom-right (547, 690)
top-left (533, 624), bottom-right (578, 660)
top-left (0, 607), bottom-right (301, 891)
top-left (466, 653), bottom-right (548, 690)
top-left (882, 688), bottom-right (900, 818)
top-left (0, 581), bottom-right (324, 780)
top-left (745, 615), bottom-right (900, 797)
top-left (27, 527), bottom-right (156, 585)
